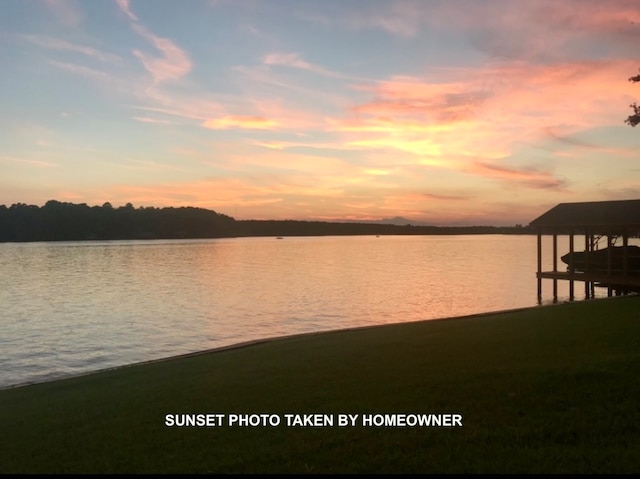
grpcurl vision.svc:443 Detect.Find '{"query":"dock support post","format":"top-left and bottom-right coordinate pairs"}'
top-left (569, 231), bottom-right (574, 301)
top-left (537, 232), bottom-right (542, 304)
top-left (552, 233), bottom-right (558, 302)
top-left (607, 233), bottom-right (613, 297)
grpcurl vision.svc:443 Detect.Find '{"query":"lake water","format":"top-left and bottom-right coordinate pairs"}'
top-left (0, 234), bottom-right (615, 389)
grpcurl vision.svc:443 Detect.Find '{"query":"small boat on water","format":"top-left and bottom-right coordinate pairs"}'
top-left (561, 245), bottom-right (640, 273)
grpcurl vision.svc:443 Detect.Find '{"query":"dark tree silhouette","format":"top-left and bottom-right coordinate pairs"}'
top-left (625, 69), bottom-right (640, 127)
top-left (0, 200), bottom-right (532, 242)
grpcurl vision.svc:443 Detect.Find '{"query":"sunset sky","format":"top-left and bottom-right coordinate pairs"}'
top-left (2, 0), bottom-right (640, 226)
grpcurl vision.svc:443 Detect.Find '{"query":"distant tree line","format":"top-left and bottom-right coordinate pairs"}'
top-left (236, 220), bottom-right (531, 237)
top-left (0, 200), bottom-right (237, 242)
top-left (0, 200), bottom-right (533, 243)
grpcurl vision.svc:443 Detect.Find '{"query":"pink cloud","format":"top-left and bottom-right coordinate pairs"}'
top-left (132, 24), bottom-right (192, 84)
top-left (351, 60), bottom-right (639, 128)
top-left (115, 0), bottom-right (138, 21)
top-left (115, 1), bottom-right (191, 84)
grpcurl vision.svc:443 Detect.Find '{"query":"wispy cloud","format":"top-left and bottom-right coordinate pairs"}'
top-left (253, 139), bottom-right (365, 151)
top-left (43, 0), bottom-right (83, 26)
top-left (0, 155), bottom-right (57, 168)
top-left (263, 52), bottom-right (341, 78)
top-left (232, 63), bottom-right (353, 113)
top-left (20, 34), bottom-right (121, 63)
top-left (543, 127), bottom-right (640, 158)
top-left (600, 185), bottom-right (640, 201)
top-left (47, 60), bottom-right (109, 79)
top-left (456, 0), bottom-right (640, 59)
top-left (296, 1), bottom-right (424, 37)
top-left (419, 192), bottom-right (469, 201)
top-left (469, 161), bottom-right (567, 190)
top-left (330, 0), bottom-right (640, 57)
top-left (132, 101), bottom-right (223, 123)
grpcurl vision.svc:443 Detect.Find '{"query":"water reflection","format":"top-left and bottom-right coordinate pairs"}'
top-left (0, 235), bottom-right (622, 388)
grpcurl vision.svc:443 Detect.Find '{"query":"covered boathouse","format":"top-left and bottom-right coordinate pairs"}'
top-left (529, 199), bottom-right (640, 303)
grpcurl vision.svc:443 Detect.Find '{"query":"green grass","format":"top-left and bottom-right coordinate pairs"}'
top-left (1, 296), bottom-right (639, 473)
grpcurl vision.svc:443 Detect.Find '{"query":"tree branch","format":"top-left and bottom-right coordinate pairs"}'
top-left (625, 103), bottom-right (640, 127)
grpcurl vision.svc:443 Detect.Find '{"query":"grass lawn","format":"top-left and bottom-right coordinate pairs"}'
top-left (1, 295), bottom-right (639, 473)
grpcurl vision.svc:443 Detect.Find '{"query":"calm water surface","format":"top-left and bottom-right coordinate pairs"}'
top-left (0, 234), bottom-right (611, 389)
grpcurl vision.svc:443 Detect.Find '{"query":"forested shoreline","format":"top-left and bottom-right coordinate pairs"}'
top-left (0, 200), bottom-right (532, 242)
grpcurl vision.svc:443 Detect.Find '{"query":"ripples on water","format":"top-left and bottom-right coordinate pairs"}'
top-left (0, 235), bottom-right (616, 388)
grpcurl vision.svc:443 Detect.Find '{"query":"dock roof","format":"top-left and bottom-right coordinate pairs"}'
top-left (529, 199), bottom-right (640, 233)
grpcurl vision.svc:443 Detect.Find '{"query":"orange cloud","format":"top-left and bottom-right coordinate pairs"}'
top-left (347, 137), bottom-right (443, 159)
top-left (203, 116), bottom-right (278, 130)
top-left (165, 139), bottom-right (363, 184)
top-left (196, 95), bottom-right (323, 132)
top-left (132, 116), bottom-right (172, 125)
top-left (31, 168), bottom-right (539, 225)
top-left (328, 116), bottom-right (457, 134)
top-left (364, 169), bottom-right (391, 176)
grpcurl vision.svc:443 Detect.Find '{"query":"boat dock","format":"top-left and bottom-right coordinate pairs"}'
top-left (529, 199), bottom-right (640, 303)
